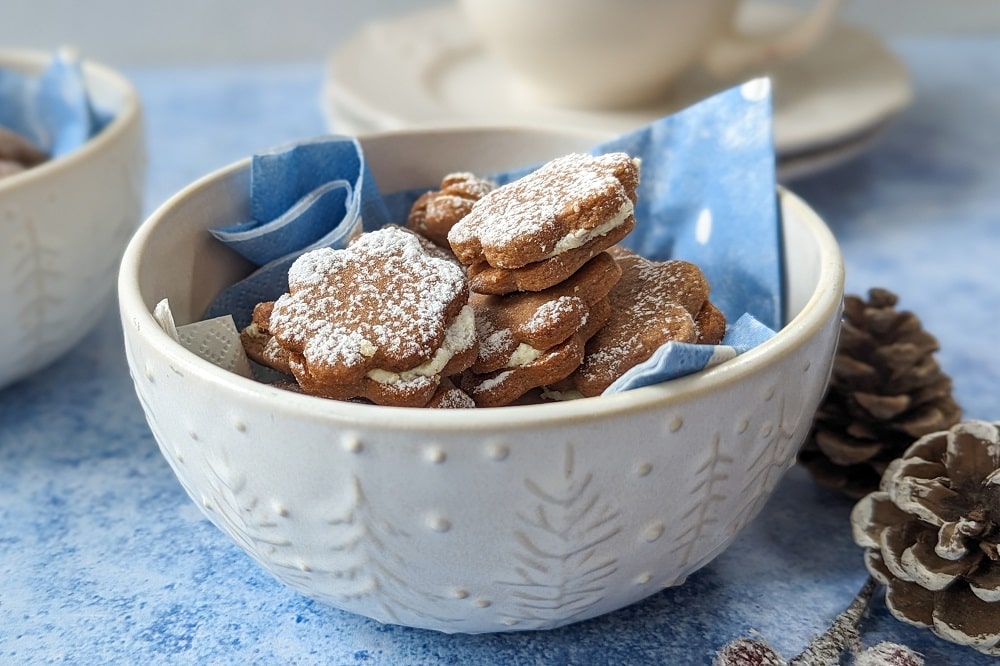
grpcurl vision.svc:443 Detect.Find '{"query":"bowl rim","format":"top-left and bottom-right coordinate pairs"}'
top-left (0, 47), bottom-right (141, 192)
top-left (118, 129), bottom-right (844, 431)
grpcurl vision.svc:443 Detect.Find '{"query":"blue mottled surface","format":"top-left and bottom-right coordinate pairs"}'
top-left (2, 38), bottom-right (999, 664)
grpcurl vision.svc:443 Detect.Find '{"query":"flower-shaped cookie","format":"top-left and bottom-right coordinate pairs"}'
top-left (448, 152), bottom-right (639, 294)
top-left (568, 247), bottom-right (725, 397)
top-left (407, 172), bottom-right (494, 248)
top-left (261, 226), bottom-right (478, 407)
top-left (851, 420), bottom-right (1000, 655)
top-left (462, 252), bottom-right (621, 407)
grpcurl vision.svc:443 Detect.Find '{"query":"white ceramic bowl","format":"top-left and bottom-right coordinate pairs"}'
top-left (119, 127), bottom-right (843, 634)
top-left (0, 49), bottom-right (145, 389)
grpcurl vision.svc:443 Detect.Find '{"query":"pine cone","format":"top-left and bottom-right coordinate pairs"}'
top-left (854, 642), bottom-right (924, 666)
top-left (714, 638), bottom-right (787, 666)
top-left (851, 421), bottom-right (1000, 655)
top-left (800, 288), bottom-right (961, 498)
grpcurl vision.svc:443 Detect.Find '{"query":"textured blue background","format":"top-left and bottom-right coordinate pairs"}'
top-left (2, 38), bottom-right (1000, 664)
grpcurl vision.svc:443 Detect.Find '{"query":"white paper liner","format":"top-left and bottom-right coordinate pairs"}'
top-left (153, 298), bottom-right (253, 379)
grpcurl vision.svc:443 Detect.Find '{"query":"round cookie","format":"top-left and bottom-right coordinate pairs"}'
top-left (570, 248), bottom-right (726, 397)
top-left (264, 226), bottom-right (478, 407)
top-left (448, 152), bottom-right (640, 293)
top-left (407, 172), bottom-right (494, 248)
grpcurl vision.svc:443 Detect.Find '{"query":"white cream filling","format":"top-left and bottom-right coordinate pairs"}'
top-left (366, 305), bottom-right (476, 385)
top-left (504, 342), bottom-right (543, 368)
top-left (544, 198), bottom-right (633, 259)
top-left (243, 322), bottom-right (264, 339)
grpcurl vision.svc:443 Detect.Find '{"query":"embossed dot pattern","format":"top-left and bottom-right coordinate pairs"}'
top-left (485, 442), bottom-right (509, 461)
top-left (426, 515), bottom-right (451, 532)
top-left (643, 523), bottom-right (665, 543)
top-left (341, 434), bottom-right (363, 453)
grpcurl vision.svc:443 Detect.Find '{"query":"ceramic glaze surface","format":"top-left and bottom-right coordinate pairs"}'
top-left (118, 129), bottom-right (843, 633)
top-left (127, 320), bottom-right (829, 632)
top-left (0, 50), bottom-right (145, 389)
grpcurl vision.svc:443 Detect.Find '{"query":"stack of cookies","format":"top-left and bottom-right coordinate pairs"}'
top-left (240, 151), bottom-right (726, 408)
top-left (443, 152), bottom-right (636, 406)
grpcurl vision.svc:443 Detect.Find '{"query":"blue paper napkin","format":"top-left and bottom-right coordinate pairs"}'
top-left (381, 78), bottom-right (782, 331)
top-left (203, 79), bottom-right (781, 392)
top-left (204, 136), bottom-right (391, 325)
top-left (604, 313), bottom-right (775, 394)
top-left (0, 48), bottom-right (110, 158)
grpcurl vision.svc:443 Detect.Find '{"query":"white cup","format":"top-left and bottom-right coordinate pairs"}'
top-left (458, 0), bottom-right (841, 109)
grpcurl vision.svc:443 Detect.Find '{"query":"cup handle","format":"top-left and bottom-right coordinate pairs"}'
top-left (702, 0), bottom-right (841, 79)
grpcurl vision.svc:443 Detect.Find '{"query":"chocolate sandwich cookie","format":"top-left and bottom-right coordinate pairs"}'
top-left (448, 152), bottom-right (640, 294)
top-left (569, 248), bottom-right (726, 397)
top-left (251, 226), bottom-right (478, 407)
top-left (461, 252), bottom-right (621, 407)
top-left (240, 300), bottom-right (292, 375)
top-left (407, 172), bottom-right (494, 248)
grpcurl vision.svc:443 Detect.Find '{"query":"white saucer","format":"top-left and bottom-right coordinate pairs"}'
top-left (324, 3), bottom-right (913, 179)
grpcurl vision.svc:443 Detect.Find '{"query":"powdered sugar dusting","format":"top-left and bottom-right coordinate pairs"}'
top-left (581, 305), bottom-right (692, 381)
top-left (448, 152), bottom-right (638, 267)
top-left (475, 370), bottom-right (513, 393)
top-left (441, 172), bottom-right (495, 199)
top-left (477, 318), bottom-right (514, 362)
top-left (575, 253), bottom-right (708, 394)
top-left (269, 226), bottom-right (468, 373)
top-left (432, 386), bottom-right (476, 409)
top-left (523, 297), bottom-right (584, 336)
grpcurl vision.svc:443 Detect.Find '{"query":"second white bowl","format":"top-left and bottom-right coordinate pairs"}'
top-left (0, 49), bottom-right (145, 389)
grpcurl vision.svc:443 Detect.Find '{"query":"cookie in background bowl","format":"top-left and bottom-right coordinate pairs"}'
top-left (0, 49), bottom-right (145, 390)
